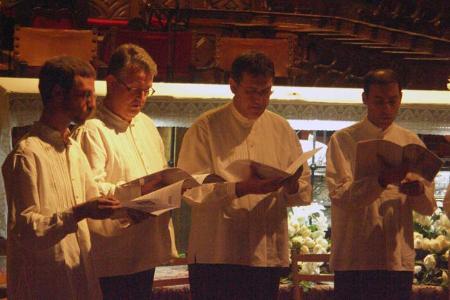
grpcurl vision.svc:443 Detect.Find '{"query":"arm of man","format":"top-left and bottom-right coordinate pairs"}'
top-left (3, 153), bottom-right (120, 251)
top-left (443, 185), bottom-right (450, 218)
top-left (401, 172), bottom-right (436, 216)
top-left (326, 133), bottom-right (385, 210)
top-left (278, 125), bottom-right (312, 207)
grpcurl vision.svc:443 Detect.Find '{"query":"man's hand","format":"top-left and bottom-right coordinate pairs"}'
top-left (281, 165), bottom-right (303, 194)
top-left (73, 198), bottom-right (122, 222)
top-left (377, 155), bottom-right (407, 187)
top-left (399, 173), bottom-right (425, 196)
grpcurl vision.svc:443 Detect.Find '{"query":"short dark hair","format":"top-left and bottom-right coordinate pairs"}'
top-left (363, 68), bottom-right (402, 94)
top-left (107, 43), bottom-right (157, 78)
top-left (230, 51), bottom-right (275, 84)
top-left (38, 56), bottom-right (96, 107)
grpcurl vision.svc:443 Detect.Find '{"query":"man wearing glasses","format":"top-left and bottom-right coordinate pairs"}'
top-left (75, 44), bottom-right (175, 299)
top-left (177, 51), bottom-right (312, 299)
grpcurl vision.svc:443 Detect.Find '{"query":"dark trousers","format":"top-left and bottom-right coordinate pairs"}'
top-left (188, 263), bottom-right (284, 300)
top-left (334, 270), bottom-right (413, 300)
top-left (99, 268), bottom-right (155, 300)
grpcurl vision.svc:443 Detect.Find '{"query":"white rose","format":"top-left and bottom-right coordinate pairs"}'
top-left (421, 238), bottom-right (431, 251)
top-left (414, 232), bottom-right (423, 240)
top-left (414, 265), bottom-right (422, 274)
top-left (430, 239), bottom-right (443, 253)
top-left (414, 237), bottom-right (423, 250)
top-left (423, 254), bottom-right (437, 271)
top-left (304, 237), bottom-right (315, 248)
top-left (443, 249), bottom-right (449, 260)
top-left (311, 230), bottom-right (325, 239)
top-left (291, 236), bottom-right (303, 249)
top-left (313, 245), bottom-right (326, 254)
top-left (300, 245), bottom-right (309, 254)
top-left (442, 270), bottom-right (448, 283)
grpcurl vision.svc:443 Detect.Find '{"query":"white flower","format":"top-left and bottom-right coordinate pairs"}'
top-left (304, 237), bottom-right (315, 248)
top-left (442, 270), bottom-right (448, 283)
top-left (430, 239), bottom-right (443, 253)
top-left (443, 249), bottom-right (449, 260)
top-left (313, 244), bottom-right (326, 254)
top-left (300, 262), bottom-right (321, 275)
top-left (421, 238), bottom-right (431, 251)
top-left (300, 245), bottom-right (309, 254)
top-left (414, 265), bottom-right (422, 274)
top-left (291, 236), bottom-right (303, 249)
top-left (423, 254), bottom-right (437, 271)
top-left (414, 236), bottom-right (423, 249)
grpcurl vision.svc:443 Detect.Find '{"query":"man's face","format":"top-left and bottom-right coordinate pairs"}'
top-left (231, 72), bottom-right (273, 120)
top-left (65, 75), bottom-right (96, 124)
top-left (108, 69), bottom-right (154, 122)
top-left (363, 82), bottom-right (402, 130)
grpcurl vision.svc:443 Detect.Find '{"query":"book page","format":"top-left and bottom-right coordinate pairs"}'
top-left (403, 144), bottom-right (443, 181)
top-left (120, 180), bottom-right (184, 216)
top-left (355, 139), bottom-right (443, 181)
top-left (225, 148), bottom-right (321, 180)
top-left (355, 139), bottom-right (403, 179)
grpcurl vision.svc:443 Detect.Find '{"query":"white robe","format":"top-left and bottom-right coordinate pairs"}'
top-left (2, 122), bottom-right (101, 300)
top-left (326, 117), bottom-right (436, 272)
top-left (178, 102), bottom-right (312, 267)
top-left (75, 105), bottom-right (174, 277)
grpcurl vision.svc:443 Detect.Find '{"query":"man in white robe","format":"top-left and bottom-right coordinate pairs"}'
top-left (178, 52), bottom-right (312, 299)
top-left (75, 44), bottom-right (176, 299)
top-left (326, 68), bottom-right (436, 300)
top-left (2, 56), bottom-right (121, 300)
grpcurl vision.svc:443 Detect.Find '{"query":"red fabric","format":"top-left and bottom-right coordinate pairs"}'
top-left (32, 16), bottom-right (73, 29)
top-left (105, 30), bottom-right (192, 81)
top-left (87, 18), bottom-right (129, 28)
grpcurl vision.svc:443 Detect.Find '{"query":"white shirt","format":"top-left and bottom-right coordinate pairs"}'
top-left (178, 102), bottom-right (312, 267)
top-left (326, 117), bottom-right (436, 272)
top-left (75, 105), bottom-right (174, 277)
top-left (2, 122), bottom-right (101, 300)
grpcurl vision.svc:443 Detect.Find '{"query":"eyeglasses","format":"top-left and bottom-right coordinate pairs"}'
top-left (116, 77), bottom-right (155, 96)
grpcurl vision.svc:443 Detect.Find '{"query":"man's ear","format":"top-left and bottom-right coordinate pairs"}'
top-left (229, 78), bottom-right (238, 94)
top-left (362, 91), bottom-right (368, 105)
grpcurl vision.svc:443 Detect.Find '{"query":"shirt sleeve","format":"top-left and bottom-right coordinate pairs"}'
top-left (405, 172), bottom-right (436, 216)
top-left (326, 133), bottom-right (384, 210)
top-left (444, 185), bottom-right (450, 218)
top-left (3, 153), bottom-right (78, 251)
top-left (280, 125), bottom-right (312, 207)
top-left (75, 126), bottom-right (140, 201)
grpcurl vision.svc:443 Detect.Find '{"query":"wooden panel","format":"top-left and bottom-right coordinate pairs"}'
top-left (14, 27), bottom-right (97, 67)
top-left (88, 0), bottom-right (132, 18)
top-left (216, 37), bottom-right (292, 77)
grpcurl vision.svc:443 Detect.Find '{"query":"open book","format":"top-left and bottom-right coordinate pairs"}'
top-left (354, 139), bottom-right (443, 181)
top-left (114, 168), bottom-right (224, 217)
top-left (225, 148), bottom-right (321, 181)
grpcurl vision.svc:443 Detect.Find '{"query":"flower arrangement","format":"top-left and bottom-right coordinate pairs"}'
top-left (288, 203), bottom-right (331, 276)
top-left (413, 208), bottom-right (450, 287)
top-left (288, 205), bottom-right (450, 287)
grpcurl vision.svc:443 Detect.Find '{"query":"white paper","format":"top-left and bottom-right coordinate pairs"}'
top-left (225, 148), bottom-right (321, 180)
top-left (113, 168), bottom-right (225, 217)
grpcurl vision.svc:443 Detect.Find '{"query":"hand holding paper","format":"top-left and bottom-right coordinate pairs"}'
top-left (229, 148), bottom-right (319, 197)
